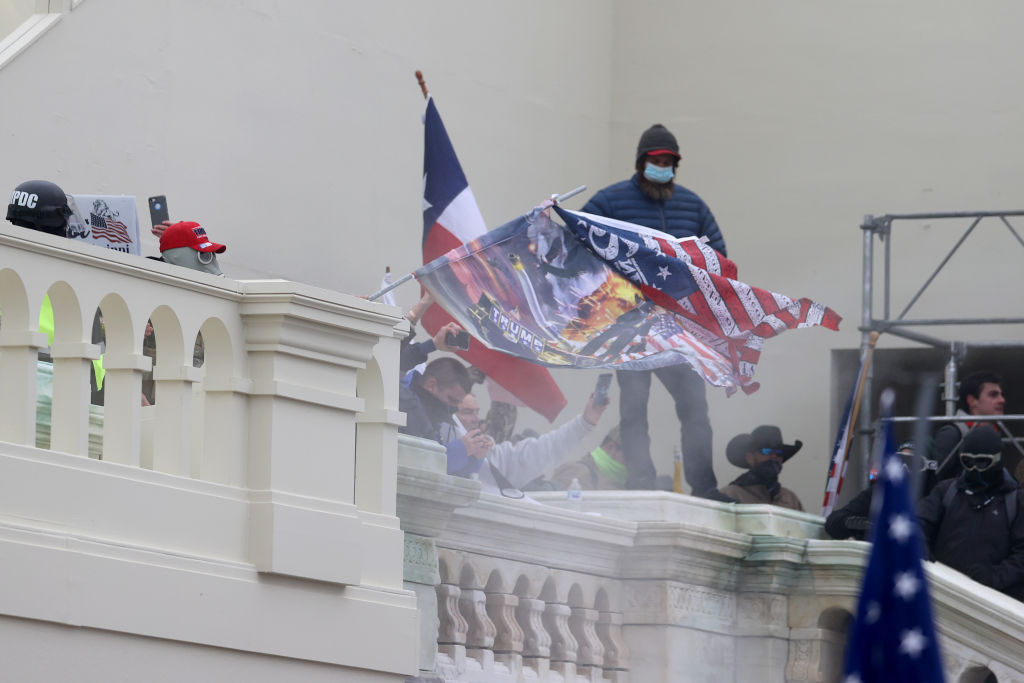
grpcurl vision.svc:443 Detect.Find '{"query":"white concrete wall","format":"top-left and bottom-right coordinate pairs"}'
top-left (0, 0), bottom-right (35, 39)
top-left (3, 0), bottom-right (1023, 506)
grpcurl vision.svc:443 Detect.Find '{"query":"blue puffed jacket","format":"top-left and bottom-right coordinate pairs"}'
top-left (580, 174), bottom-right (727, 256)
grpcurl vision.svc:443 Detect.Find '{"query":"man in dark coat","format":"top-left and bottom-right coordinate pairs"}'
top-left (918, 428), bottom-right (1024, 601)
top-left (580, 123), bottom-right (725, 497)
top-left (398, 357), bottom-right (474, 447)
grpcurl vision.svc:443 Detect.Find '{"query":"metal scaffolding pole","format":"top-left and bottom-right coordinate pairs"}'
top-left (854, 209), bottom-right (1024, 488)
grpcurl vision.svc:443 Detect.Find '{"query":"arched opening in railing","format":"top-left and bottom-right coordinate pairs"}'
top-left (959, 666), bottom-right (997, 683)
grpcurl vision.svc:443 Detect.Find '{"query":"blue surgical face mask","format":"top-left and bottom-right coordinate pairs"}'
top-left (643, 163), bottom-right (674, 184)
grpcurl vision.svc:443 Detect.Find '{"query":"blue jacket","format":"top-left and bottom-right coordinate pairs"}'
top-left (581, 174), bottom-right (726, 256)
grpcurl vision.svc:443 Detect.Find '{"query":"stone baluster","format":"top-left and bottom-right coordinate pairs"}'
top-left (48, 340), bottom-right (100, 456)
top-left (516, 597), bottom-right (551, 679)
top-left (151, 363), bottom-right (204, 475)
top-left (569, 606), bottom-right (605, 680)
top-left (459, 587), bottom-right (497, 673)
top-left (543, 602), bottom-right (578, 680)
top-left (597, 610), bottom-right (630, 682)
top-left (487, 591), bottom-right (524, 679)
top-left (101, 351), bottom-right (151, 465)
top-left (436, 583), bottom-right (468, 675)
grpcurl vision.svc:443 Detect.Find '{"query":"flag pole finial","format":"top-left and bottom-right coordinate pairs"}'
top-left (415, 70), bottom-right (429, 100)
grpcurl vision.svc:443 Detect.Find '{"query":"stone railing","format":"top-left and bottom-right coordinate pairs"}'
top-left (0, 226), bottom-right (417, 678)
top-left (398, 437), bottom-right (1024, 683)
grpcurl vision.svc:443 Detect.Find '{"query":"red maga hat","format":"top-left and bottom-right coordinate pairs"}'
top-left (159, 221), bottom-right (226, 254)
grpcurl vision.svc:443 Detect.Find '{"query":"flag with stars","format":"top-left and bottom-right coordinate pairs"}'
top-left (416, 207), bottom-right (787, 393)
top-left (553, 207), bottom-right (841, 394)
top-left (843, 391), bottom-right (945, 682)
top-left (419, 97), bottom-right (566, 421)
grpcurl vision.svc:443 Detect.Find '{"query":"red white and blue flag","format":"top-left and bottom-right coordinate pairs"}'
top-left (554, 207), bottom-right (842, 394)
top-left (821, 341), bottom-right (874, 516)
top-left (420, 98), bottom-right (567, 422)
top-left (415, 205), bottom-right (837, 394)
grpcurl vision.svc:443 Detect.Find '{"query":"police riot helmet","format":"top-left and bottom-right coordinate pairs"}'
top-left (6, 180), bottom-right (72, 236)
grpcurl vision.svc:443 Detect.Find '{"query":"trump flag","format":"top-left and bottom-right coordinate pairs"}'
top-left (554, 206), bottom-right (841, 394)
top-left (415, 206), bottom-right (836, 394)
top-left (420, 98), bottom-right (566, 421)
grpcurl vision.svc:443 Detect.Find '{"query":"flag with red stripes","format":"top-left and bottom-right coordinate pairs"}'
top-left (89, 213), bottom-right (133, 244)
top-left (555, 207), bottom-right (841, 394)
top-left (420, 97), bottom-right (566, 422)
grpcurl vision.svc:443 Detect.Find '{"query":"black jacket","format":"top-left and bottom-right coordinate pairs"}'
top-left (398, 370), bottom-right (457, 444)
top-left (918, 470), bottom-right (1024, 600)
top-left (824, 486), bottom-right (873, 540)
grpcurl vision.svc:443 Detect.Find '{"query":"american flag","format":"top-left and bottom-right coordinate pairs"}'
top-left (89, 213), bottom-right (133, 244)
top-left (842, 391), bottom-right (945, 682)
top-left (554, 207), bottom-right (841, 394)
top-left (821, 338), bottom-right (876, 516)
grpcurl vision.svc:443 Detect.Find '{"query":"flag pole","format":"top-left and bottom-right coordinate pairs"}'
top-left (415, 70), bottom-right (429, 100)
top-left (367, 71), bottom-right (430, 303)
top-left (367, 271), bottom-right (415, 301)
top-left (553, 185), bottom-right (587, 204)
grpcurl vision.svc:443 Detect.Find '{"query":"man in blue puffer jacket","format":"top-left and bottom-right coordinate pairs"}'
top-left (580, 123), bottom-right (727, 497)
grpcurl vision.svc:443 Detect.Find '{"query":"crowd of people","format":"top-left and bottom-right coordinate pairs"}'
top-left (825, 371), bottom-right (1024, 602)
top-left (8, 124), bottom-right (1024, 604)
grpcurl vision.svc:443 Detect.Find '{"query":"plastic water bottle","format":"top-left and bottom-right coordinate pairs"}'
top-left (567, 477), bottom-right (583, 511)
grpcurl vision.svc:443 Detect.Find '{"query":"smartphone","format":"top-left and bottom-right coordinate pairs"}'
top-left (446, 329), bottom-right (471, 351)
top-left (594, 372), bottom-right (613, 406)
top-left (148, 195), bottom-right (169, 227)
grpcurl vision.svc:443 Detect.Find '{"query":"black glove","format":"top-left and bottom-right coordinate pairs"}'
top-left (844, 516), bottom-right (871, 531)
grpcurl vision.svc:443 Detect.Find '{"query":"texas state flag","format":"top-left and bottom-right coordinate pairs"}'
top-left (420, 97), bottom-right (566, 422)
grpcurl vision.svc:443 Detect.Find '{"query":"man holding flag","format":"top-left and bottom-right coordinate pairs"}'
top-left (580, 123), bottom-right (726, 494)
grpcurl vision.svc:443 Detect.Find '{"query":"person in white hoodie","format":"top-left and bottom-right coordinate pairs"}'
top-left (446, 392), bottom-right (606, 496)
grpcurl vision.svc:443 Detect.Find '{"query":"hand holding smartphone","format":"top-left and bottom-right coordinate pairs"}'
top-left (148, 195), bottom-right (169, 227)
top-left (446, 329), bottom-right (471, 351)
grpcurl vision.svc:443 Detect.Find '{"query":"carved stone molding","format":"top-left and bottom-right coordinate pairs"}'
top-left (403, 534), bottom-right (439, 586)
top-left (623, 580), bottom-right (736, 628)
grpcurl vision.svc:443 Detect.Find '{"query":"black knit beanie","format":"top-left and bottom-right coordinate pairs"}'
top-left (635, 124), bottom-right (680, 162)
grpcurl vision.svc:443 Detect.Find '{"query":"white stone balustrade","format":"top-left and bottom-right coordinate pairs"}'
top-left (0, 226), bottom-right (418, 679)
top-left (397, 437), bottom-right (1024, 683)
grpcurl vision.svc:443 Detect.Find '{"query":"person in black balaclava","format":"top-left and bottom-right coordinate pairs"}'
top-left (918, 427), bottom-right (1024, 601)
top-left (718, 425), bottom-right (804, 511)
top-left (825, 440), bottom-right (937, 540)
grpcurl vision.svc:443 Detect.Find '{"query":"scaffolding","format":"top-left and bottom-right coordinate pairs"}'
top-left (857, 210), bottom-right (1024, 481)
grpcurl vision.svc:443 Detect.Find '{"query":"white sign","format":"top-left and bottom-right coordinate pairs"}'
top-left (66, 194), bottom-right (141, 256)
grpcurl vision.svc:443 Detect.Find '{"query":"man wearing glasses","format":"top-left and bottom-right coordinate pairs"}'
top-left (717, 425), bottom-right (804, 510)
top-left (918, 428), bottom-right (1024, 601)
